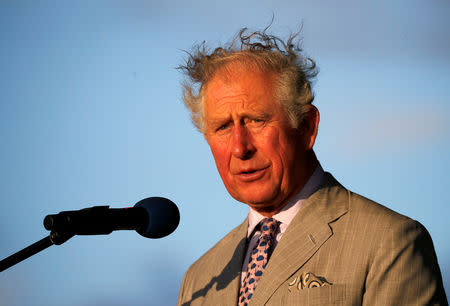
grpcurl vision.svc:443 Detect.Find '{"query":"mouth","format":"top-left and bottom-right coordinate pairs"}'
top-left (235, 167), bottom-right (268, 182)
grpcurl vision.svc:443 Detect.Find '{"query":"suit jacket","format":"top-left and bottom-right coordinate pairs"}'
top-left (177, 173), bottom-right (447, 305)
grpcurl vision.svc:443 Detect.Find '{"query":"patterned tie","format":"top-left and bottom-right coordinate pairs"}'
top-left (238, 218), bottom-right (279, 306)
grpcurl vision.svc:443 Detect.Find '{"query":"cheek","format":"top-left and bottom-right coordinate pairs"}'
top-left (259, 129), bottom-right (296, 171)
top-left (257, 129), bottom-right (283, 160)
top-left (209, 141), bottom-right (231, 173)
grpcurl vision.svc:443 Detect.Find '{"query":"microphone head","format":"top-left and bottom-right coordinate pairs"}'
top-left (134, 197), bottom-right (180, 239)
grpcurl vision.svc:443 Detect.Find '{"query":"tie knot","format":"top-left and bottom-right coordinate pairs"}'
top-left (260, 218), bottom-right (279, 238)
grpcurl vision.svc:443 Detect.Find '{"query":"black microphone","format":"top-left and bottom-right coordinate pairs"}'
top-left (43, 197), bottom-right (180, 239)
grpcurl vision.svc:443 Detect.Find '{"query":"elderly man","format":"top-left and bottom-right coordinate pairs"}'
top-left (176, 28), bottom-right (447, 305)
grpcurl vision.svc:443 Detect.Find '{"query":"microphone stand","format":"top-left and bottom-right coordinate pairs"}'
top-left (1, 199), bottom-right (180, 272)
top-left (0, 231), bottom-right (74, 272)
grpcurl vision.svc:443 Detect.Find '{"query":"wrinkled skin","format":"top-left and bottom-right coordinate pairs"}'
top-left (203, 64), bottom-right (319, 216)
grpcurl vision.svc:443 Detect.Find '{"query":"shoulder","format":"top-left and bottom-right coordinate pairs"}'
top-left (319, 174), bottom-right (447, 304)
top-left (344, 190), bottom-right (435, 260)
top-left (187, 219), bottom-right (247, 274)
top-left (178, 219), bottom-right (247, 305)
top-left (324, 175), bottom-right (430, 250)
top-left (310, 172), bottom-right (439, 277)
top-left (320, 172), bottom-right (419, 230)
top-left (348, 190), bottom-right (414, 225)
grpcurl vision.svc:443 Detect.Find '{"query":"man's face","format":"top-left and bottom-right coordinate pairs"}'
top-left (203, 65), bottom-right (317, 216)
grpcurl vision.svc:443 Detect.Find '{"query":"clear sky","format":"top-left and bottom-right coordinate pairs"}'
top-left (0, 1), bottom-right (449, 305)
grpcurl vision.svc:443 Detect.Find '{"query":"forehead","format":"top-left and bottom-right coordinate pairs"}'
top-left (203, 65), bottom-right (278, 113)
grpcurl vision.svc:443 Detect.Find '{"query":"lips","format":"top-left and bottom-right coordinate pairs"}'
top-left (234, 166), bottom-right (269, 182)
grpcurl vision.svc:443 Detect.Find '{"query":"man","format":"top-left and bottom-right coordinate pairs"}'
top-left (176, 28), bottom-right (447, 305)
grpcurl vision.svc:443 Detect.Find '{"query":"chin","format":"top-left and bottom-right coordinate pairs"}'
top-left (233, 189), bottom-right (279, 209)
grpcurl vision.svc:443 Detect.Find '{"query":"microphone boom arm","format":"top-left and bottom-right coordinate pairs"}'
top-left (0, 231), bottom-right (74, 272)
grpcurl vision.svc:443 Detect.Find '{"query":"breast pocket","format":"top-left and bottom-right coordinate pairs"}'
top-left (284, 284), bottom-right (347, 305)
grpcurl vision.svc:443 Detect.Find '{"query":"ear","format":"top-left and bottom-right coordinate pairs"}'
top-left (301, 105), bottom-right (320, 150)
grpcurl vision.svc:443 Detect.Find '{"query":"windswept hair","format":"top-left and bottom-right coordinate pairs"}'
top-left (178, 26), bottom-right (318, 132)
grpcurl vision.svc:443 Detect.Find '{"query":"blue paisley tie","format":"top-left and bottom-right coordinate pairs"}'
top-left (238, 218), bottom-right (279, 306)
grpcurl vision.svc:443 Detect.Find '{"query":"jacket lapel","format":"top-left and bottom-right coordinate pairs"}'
top-left (249, 173), bottom-right (349, 305)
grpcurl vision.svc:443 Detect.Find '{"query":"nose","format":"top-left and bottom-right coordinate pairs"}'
top-left (231, 125), bottom-right (255, 160)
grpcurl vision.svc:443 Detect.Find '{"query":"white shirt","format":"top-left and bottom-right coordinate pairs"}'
top-left (240, 165), bottom-right (325, 280)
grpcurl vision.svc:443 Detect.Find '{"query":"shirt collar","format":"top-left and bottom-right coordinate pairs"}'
top-left (247, 164), bottom-right (325, 237)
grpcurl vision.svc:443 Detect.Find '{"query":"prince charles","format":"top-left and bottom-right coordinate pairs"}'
top-left (176, 27), bottom-right (447, 305)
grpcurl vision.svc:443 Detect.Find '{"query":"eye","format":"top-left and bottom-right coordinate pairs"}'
top-left (217, 123), bottom-right (229, 131)
top-left (249, 118), bottom-right (265, 126)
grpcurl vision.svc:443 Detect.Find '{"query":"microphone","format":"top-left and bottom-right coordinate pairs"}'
top-left (43, 197), bottom-right (180, 239)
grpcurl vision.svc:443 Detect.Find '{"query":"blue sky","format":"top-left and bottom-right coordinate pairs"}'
top-left (0, 1), bottom-right (449, 305)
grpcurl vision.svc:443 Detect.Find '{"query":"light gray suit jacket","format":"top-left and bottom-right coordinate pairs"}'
top-left (177, 173), bottom-right (447, 305)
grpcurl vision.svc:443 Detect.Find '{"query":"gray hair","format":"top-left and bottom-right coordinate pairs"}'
top-left (177, 27), bottom-right (318, 132)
